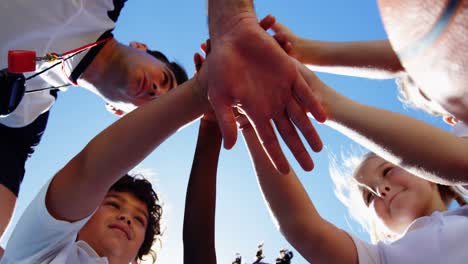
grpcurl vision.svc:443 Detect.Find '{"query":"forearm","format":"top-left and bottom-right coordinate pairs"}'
top-left (297, 39), bottom-right (404, 79)
top-left (208, 0), bottom-right (255, 38)
top-left (241, 127), bottom-right (356, 263)
top-left (322, 85), bottom-right (468, 184)
top-left (48, 78), bottom-right (210, 222)
top-left (183, 119), bottom-right (222, 264)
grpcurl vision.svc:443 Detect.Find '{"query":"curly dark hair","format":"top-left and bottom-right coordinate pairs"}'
top-left (109, 174), bottom-right (163, 263)
top-left (147, 50), bottom-right (188, 87)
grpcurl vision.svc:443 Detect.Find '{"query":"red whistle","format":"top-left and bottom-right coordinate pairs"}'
top-left (8, 50), bottom-right (36, 73)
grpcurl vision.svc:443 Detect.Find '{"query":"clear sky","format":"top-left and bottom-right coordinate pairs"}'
top-left (3, 0), bottom-right (449, 263)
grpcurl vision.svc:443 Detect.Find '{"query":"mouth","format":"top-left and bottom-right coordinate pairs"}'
top-left (388, 191), bottom-right (402, 209)
top-left (109, 224), bottom-right (131, 240)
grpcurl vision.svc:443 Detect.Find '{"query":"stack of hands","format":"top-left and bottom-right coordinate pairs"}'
top-left (194, 14), bottom-right (328, 174)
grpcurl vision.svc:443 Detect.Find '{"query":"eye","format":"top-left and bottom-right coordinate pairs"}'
top-left (135, 216), bottom-right (145, 225)
top-left (106, 201), bottom-right (120, 209)
top-left (365, 191), bottom-right (375, 206)
top-left (383, 167), bottom-right (393, 177)
top-left (162, 72), bottom-right (169, 86)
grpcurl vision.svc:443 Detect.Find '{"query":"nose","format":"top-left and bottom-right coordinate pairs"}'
top-left (378, 185), bottom-right (391, 198)
top-left (118, 215), bottom-right (132, 225)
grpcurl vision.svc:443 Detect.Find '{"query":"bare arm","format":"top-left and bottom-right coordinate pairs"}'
top-left (241, 120), bottom-right (358, 264)
top-left (272, 22), bottom-right (404, 79)
top-left (295, 62), bottom-right (468, 185)
top-left (183, 117), bottom-right (222, 264)
top-left (46, 75), bottom-right (211, 222)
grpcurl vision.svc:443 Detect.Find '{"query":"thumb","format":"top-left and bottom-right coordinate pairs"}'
top-left (209, 95), bottom-right (238, 149)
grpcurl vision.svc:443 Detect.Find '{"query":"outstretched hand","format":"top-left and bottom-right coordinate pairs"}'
top-left (270, 20), bottom-right (301, 60)
top-left (207, 14), bottom-right (326, 173)
top-left (194, 45), bottom-right (217, 123)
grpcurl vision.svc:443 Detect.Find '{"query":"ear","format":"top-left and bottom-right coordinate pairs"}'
top-left (129, 41), bottom-right (149, 52)
top-left (105, 103), bottom-right (125, 117)
top-left (443, 116), bottom-right (458, 126)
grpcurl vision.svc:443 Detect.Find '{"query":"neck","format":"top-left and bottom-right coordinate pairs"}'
top-left (80, 38), bottom-right (121, 86)
top-left (428, 186), bottom-right (449, 214)
top-left (107, 254), bottom-right (133, 264)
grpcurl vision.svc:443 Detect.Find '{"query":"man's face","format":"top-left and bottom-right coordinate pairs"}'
top-left (78, 191), bottom-right (149, 262)
top-left (94, 44), bottom-right (177, 113)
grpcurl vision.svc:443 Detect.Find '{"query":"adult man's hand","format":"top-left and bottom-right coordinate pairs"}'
top-left (207, 12), bottom-right (327, 173)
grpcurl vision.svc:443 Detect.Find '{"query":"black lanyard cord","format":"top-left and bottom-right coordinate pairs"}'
top-left (24, 49), bottom-right (86, 93)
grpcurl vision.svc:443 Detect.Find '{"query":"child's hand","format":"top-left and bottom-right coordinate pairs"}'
top-left (194, 43), bottom-right (217, 122)
top-left (270, 21), bottom-right (300, 60)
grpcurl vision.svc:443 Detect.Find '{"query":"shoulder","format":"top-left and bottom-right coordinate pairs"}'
top-left (377, 209), bottom-right (468, 263)
top-left (348, 234), bottom-right (381, 264)
top-left (1, 180), bottom-right (95, 263)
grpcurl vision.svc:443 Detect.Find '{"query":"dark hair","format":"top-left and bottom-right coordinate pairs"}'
top-left (109, 174), bottom-right (162, 263)
top-left (147, 50), bottom-right (188, 87)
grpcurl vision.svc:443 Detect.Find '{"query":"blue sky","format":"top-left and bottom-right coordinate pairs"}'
top-left (4, 1), bottom-right (449, 263)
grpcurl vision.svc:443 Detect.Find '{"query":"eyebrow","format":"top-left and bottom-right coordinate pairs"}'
top-left (105, 193), bottom-right (149, 220)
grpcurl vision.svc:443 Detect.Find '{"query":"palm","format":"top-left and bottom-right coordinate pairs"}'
top-left (210, 26), bottom-right (296, 116)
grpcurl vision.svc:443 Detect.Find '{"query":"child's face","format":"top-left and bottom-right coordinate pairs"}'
top-left (354, 155), bottom-right (437, 234)
top-left (78, 191), bottom-right (149, 261)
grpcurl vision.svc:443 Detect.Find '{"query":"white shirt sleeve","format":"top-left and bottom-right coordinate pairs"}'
top-left (452, 121), bottom-right (468, 138)
top-left (1, 180), bottom-right (95, 264)
top-left (349, 234), bottom-right (381, 264)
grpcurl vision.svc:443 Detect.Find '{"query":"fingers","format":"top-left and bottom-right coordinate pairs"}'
top-left (294, 67), bottom-right (327, 123)
top-left (209, 94), bottom-right (238, 149)
top-left (273, 33), bottom-right (292, 53)
top-left (287, 99), bottom-right (323, 153)
top-left (201, 39), bottom-right (211, 55)
top-left (249, 115), bottom-right (290, 174)
top-left (273, 111), bottom-right (314, 171)
top-left (194, 53), bottom-right (204, 72)
top-left (259, 14), bottom-right (276, 31)
top-left (270, 20), bottom-right (288, 34)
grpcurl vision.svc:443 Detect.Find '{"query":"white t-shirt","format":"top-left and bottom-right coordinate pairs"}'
top-left (452, 121), bottom-right (468, 138)
top-left (451, 121), bottom-right (468, 196)
top-left (0, 180), bottom-right (108, 264)
top-left (351, 205), bottom-right (468, 264)
top-left (0, 0), bottom-right (119, 127)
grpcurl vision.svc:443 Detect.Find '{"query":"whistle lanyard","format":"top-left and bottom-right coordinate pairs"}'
top-left (25, 37), bottom-right (112, 93)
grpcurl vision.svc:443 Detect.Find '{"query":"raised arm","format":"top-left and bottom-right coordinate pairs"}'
top-left (294, 62), bottom-right (468, 185)
top-left (183, 115), bottom-right (222, 264)
top-left (206, 1), bottom-right (327, 174)
top-left (46, 69), bottom-right (211, 222)
top-left (271, 21), bottom-right (404, 79)
top-left (240, 117), bottom-right (358, 264)
top-left (183, 52), bottom-right (222, 264)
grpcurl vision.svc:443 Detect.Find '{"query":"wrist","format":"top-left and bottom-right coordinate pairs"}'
top-left (320, 83), bottom-right (348, 122)
top-left (209, 10), bottom-right (256, 39)
top-left (191, 75), bottom-right (211, 114)
top-left (293, 37), bottom-right (307, 62)
top-left (296, 38), bottom-right (321, 65)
